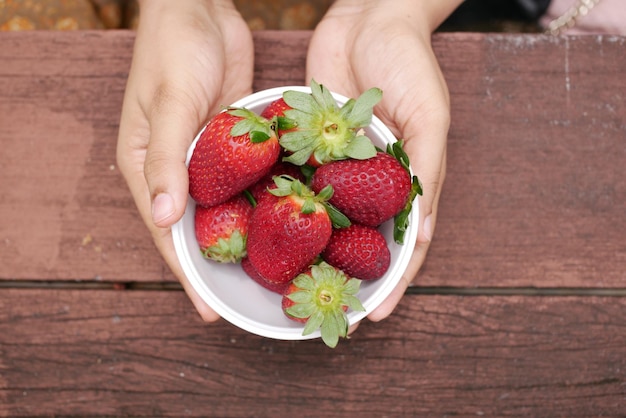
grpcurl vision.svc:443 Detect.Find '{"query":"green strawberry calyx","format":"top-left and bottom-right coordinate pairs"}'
top-left (227, 107), bottom-right (277, 143)
top-left (387, 140), bottom-right (423, 245)
top-left (202, 229), bottom-right (247, 264)
top-left (269, 175), bottom-right (351, 228)
top-left (285, 262), bottom-right (365, 348)
top-left (279, 79), bottom-right (381, 165)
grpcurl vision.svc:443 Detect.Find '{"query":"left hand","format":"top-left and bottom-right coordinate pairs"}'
top-left (116, 0), bottom-right (254, 321)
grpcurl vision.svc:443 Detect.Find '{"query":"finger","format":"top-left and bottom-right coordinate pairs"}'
top-left (409, 138), bottom-right (447, 245)
top-left (394, 70), bottom-right (449, 245)
top-left (144, 84), bottom-right (204, 228)
top-left (366, 231), bottom-right (428, 322)
top-left (348, 321), bottom-right (360, 336)
top-left (117, 101), bottom-right (219, 323)
top-left (367, 151), bottom-right (446, 322)
top-left (156, 226), bottom-right (221, 322)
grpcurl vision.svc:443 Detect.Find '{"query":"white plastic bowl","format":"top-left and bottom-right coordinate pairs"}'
top-left (172, 86), bottom-right (419, 341)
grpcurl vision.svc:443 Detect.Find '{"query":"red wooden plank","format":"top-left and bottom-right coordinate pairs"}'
top-left (0, 289), bottom-right (624, 416)
top-left (426, 34), bottom-right (626, 287)
top-left (0, 31), bottom-right (624, 287)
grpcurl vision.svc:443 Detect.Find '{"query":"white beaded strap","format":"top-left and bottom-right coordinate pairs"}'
top-left (545, 0), bottom-right (602, 35)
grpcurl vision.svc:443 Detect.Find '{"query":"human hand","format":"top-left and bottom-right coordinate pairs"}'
top-left (116, 0), bottom-right (254, 321)
top-left (307, 0), bottom-right (463, 322)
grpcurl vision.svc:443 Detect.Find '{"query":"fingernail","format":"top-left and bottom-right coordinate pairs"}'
top-left (422, 214), bottom-right (432, 242)
top-left (152, 193), bottom-right (175, 225)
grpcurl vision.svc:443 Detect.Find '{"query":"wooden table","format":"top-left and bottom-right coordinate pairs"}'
top-left (1, 30), bottom-right (625, 417)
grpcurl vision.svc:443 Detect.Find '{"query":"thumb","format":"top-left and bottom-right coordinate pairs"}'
top-left (145, 88), bottom-right (204, 228)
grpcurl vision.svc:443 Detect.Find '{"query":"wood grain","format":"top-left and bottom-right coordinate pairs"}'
top-left (0, 289), bottom-right (624, 417)
top-left (0, 31), bottom-right (624, 287)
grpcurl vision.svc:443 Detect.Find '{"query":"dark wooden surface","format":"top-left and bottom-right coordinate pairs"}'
top-left (0, 30), bottom-right (625, 416)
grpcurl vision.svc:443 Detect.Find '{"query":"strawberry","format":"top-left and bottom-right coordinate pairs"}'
top-left (277, 79), bottom-right (382, 167)
top-left (311, 141), bottom-right (422, 244)
top-left (322, 224), bottom-right (390, 280)
top-left (281, 261), bottom-right (365, 348)
top-left (246, 176), bottom-right (348, 285)
top-left (241, 257), bottom-right (290, 294)
top-left (188, 107), bottom-right (280, 207)
top-left (246, 160), bottom-right (306, 203)
top-left (194, 194), bottom-right (253, 263)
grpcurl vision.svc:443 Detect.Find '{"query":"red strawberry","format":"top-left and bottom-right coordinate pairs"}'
top-left (322, 224), bottom-right (390, 280)
top-left (246, 176), bottom-right (342, 285)
top-left (241, 257), bottom-right (289, 294)
top-left (281, 261), bottom-right (365, 348)
top-left (188, 107), bottom-right (280, 207)
top-left (276, 79), bottom-right (381, 167)
top-left (194, 194), bottom-right (253, 263)
top-left (311, 142), bottom-right (422, 244)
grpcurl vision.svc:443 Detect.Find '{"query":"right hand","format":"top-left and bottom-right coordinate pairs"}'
top-left (116, 0), bottom-right (254, 321)
top-left (306, 0), bottom-right (463, 323)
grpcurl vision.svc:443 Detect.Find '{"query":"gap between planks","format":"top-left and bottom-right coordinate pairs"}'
top-left (0, 280), bottom-right (625, 296)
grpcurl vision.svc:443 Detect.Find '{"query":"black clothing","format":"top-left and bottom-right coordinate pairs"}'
top-left (440, 0), bottom-right (552, 31)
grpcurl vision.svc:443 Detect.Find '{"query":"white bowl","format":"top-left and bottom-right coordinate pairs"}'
top-left (172, 86), bottom-right (419, 341)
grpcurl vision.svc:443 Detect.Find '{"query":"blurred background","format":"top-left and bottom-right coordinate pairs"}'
top-left (0, 0), bottom-right (542, 32)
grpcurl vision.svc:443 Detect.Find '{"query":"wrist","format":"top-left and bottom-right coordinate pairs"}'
top-left (137, 0), bottom-right (236, 16)
top-left (330, 0), bottom-right (463, 32)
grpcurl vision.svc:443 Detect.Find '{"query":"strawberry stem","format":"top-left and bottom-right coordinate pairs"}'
top-left (286, 262), bottom-right (365, 348)
top-left (227, 107), bottom-right (276, 143)
top-left (280, 79), bottom-right (380, 165)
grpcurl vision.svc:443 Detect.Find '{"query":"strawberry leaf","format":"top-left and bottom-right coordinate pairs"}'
top-left (242, 189), bottom-right (257, 208)
top-left (227, 108), bottom-right (253, 118)
top-left (293, 273), bottom-right (316, 291)
top-left (202, 230), bottom-right (247, 263)
top-left (303, 310), bottom-right (325, 336)
top-left (343, 277), bottom-right (363, 295)
top-left (250, 130), bottom-right (270, 143)
top-left (343, 295), bottom-right (365, 312)
top-left (269, 175), bottom-right (295, 196)
top-left (300, 198), bottom-right (316, 214)
top-left (315, 184), bottom-right (334, 201)
top-left (287, 290), bottom-right (313, 304)
top-left (228, 107), bottom-right (274, 142)
top-left (283, 90), bottom-right (320, 115)
top-left (287, 301), bottom-right (316, 319)
top-left (311, 79), bottom-right (338, 111)
top-left (320, 311), bottom-right (344, 348)
top-left (323, 202), bottom-right (351, 229)
top-left (345, 87), bottom-right (382, 127)
top-left (276, 116), bottom-right (298, 131)
top-left (230, 118), bottom-right (257, 137)
top-left (393, 175), bottom-right (423, 245)
top-left (343, 134), bottom-right (377, 160)
top-left (300, 164), bottom-right (316, 185)
top-left (387, 140), bottom-right (411, 173)
top-left (283, 146), bottom-right (316, 166)
top-left (338, 98), bottom-right (356, 119)
top-left (279, 130), bottom-right (316, 151)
